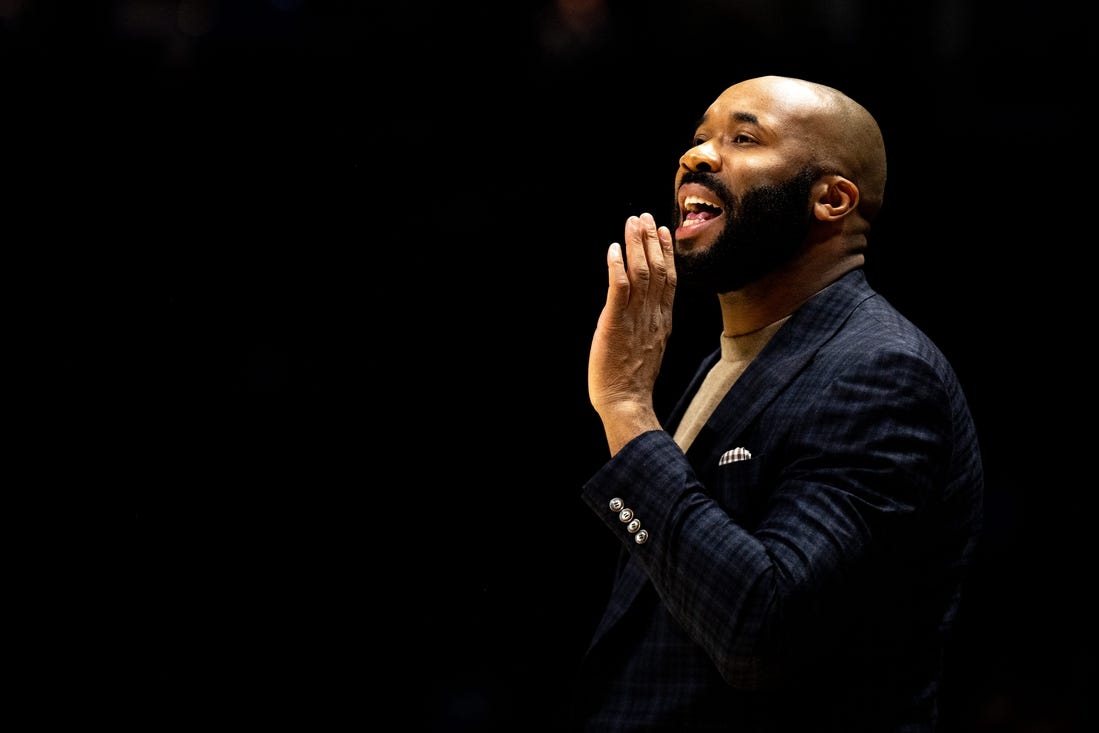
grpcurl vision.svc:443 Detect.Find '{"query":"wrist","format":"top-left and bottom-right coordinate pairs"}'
top-left (598, 402), bottom-right (661, 456)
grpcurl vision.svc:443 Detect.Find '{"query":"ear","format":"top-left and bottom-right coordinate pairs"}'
top-left (812, 176), bottom-right (859, 222)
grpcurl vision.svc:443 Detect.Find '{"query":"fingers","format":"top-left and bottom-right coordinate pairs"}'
top-left (604, 213), bottom-right (675, 323)
top-left (622, 213), bottom-right (674, 305)
top-left (658, 223), bottom-right (676, 311)
top-left (638, 213), bottom-right (666, 287)
top-left (622, 215), bottom-right (649, 289)
top-left (605, 241), bottom-right (629, 312)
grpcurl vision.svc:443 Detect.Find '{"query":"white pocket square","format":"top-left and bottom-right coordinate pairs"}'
top-left (719, 447), bottom-right (753, 465)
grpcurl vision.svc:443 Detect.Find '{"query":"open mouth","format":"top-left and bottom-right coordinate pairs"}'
top-left (676, 184), bottom-right (725, 242)
top-left (682, 194), bottom-right (723, 228)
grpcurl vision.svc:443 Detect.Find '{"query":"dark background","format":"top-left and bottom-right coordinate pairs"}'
top-left (9, 1), bottom-right (1091, 730)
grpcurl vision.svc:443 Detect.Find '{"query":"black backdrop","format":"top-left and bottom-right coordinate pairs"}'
top-left (11, 1), bottom-right (1091, 730)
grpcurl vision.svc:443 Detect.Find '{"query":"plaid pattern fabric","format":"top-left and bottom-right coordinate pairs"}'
top-left (718, 447), bottom-right (752, 465)
top-left (573, 269), bottom-right (983, 732)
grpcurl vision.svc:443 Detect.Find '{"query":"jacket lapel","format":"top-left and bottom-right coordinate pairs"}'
top-left (682, 270), bottom-right (875, 466)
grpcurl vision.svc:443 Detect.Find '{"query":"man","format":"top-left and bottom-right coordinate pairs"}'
top-left (574, 75), bottom-right (983, 731)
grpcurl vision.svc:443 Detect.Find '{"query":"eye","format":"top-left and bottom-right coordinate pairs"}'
top-left (731, 133), bottom-right (758, 144)
top-left (691, 134), bottom-right (709, 146)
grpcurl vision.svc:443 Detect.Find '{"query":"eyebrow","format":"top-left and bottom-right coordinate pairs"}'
top-left (694, 111), bottom-right (760, 129)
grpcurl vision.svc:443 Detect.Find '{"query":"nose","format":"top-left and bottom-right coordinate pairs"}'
top-left (679, 141), bottom-right (720, 172)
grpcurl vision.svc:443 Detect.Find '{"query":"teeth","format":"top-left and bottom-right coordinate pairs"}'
top-left (684, 195), bottom-right (721, 211)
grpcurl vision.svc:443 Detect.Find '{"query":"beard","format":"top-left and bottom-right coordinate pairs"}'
top-left (672, 167), bottom-right (819, 295)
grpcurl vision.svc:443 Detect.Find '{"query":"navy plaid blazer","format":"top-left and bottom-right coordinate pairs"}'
top-left (573, 268), bottom-right (983, 732)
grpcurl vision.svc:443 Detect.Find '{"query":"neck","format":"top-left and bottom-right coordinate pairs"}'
top-left (716, 253), bottom-right (863, 336)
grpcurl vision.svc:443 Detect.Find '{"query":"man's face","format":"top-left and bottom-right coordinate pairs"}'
top-left (672, 166), bottom-right (818, 294)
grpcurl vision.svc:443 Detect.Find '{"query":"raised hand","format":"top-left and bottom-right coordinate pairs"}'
top-left (588, 213), bottom-right (677, 455)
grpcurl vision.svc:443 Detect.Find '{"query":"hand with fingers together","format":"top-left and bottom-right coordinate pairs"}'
top-left (588, 212), bottom-right (677, 456)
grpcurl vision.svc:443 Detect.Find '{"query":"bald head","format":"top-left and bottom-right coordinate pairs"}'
top-left (717, 76), bottom-right (888, 221)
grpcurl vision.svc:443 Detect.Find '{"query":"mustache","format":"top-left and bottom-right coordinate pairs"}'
top-left (678, 170), bottom-right (735, 208)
